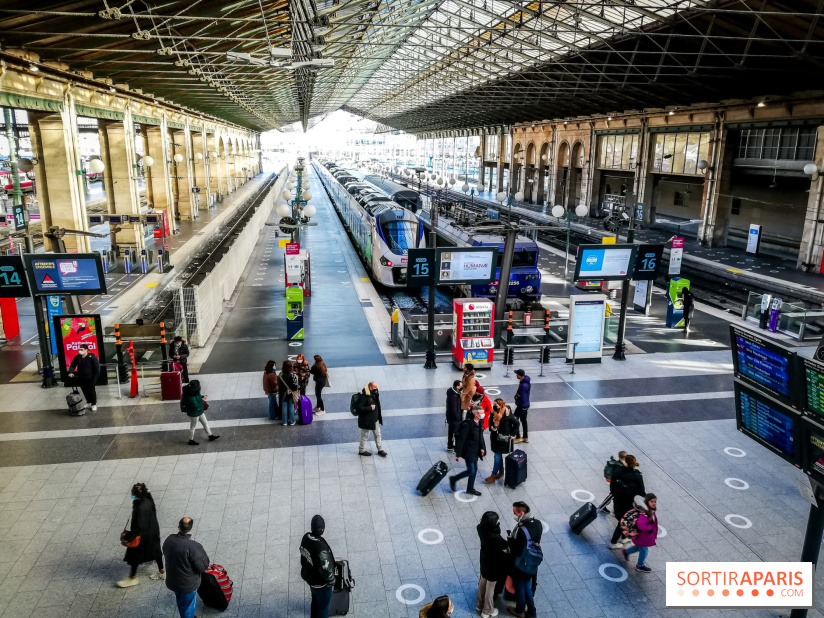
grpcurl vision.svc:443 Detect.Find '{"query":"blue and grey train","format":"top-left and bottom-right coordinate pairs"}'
top-left (314, 160), bottom-right (425, 287)
top-left (466, 233), bottom-right (542, 305)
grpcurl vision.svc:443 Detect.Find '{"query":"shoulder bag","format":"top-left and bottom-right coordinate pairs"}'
top-left (120, 516), bottom-right (141, 548)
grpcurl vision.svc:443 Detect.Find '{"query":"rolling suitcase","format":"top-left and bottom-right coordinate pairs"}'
top-left (198, 563), bottom-right (234, 611)
top-left (505, 449), bottom-right (528, 489)
top-left (161, 370), bottom-right (183, 401)
top-left (67, 386), bottom-right (86, 416)
top-left (297, 395), bottom-right (313, 425)
top-left (569, 502), bottom-right (598, 535)
top-left (416, 461), bottom-right (448, 495)
top-left (330, 559), bottom-right (355, 615)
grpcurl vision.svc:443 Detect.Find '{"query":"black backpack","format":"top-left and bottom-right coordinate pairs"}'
top-left (350, 393), bottom-right (361, 416)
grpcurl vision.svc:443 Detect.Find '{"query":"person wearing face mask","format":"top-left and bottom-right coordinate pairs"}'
top-left (117, 483), bottom-right (164, 588)
top-left (486, 399), bottom-right (514, 484)
top-left (445, 380), bottom-right (462, 451)
top-left (507, 501), bottom-right (542, 618)
top-left (354, 382), bottom-right (387, 457)
top-left (68, 344), bottom-right (101, 412)
top-left (621, 493), bottom-right (659, 573)
top-left (476, 511), bottom-right (508, 618)
top-left (449, 405), bottom-right (486, 496)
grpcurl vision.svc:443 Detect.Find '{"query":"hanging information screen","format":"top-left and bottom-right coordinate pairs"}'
top-left (730, 325), bottom-right (795, 408)
top-left (799, 357), bottom-right (824, 418)
top-left (436, 248), bottom-right (495, 284)
top-left (0, 255), bottom-right (31, 298)
top-left (24, 253), bottom-right (107, 296)
top-left (803, 418), bottom-right (824, 483)
top-left (567, 294), bottom-right (606, 362)
top-left (735, 381), bottom-right (800, 467)
top-left (574, 244), bottom-right (638, 281)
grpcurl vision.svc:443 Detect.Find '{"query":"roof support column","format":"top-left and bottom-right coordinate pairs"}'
top-left (170, 127), bottom-right (196, 220)
top-left (798, 125), bottom-right (824, 272)
top-left (496, 134), bottom-right (506, 193)
top-left (206, 133), bottom-right (220, 200)
top-left (219, 136), bottom-right (234, 194)
top-left (28, 106), bottom-right (90, 253)
top-left (545, 129), bottom-right (557, 207)
top-left (192, 129), bottom-right (208, 206)
top-left (698, 117), bottom-right (732, 247)
top-left (144, 123), bottom-right (176, 229)
top-left (581, 124), bottom-right (596, 211)
top-left (634, 122), bottom-right (655, 227)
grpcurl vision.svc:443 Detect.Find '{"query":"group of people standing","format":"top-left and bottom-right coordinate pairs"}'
top-left (263, 354), bottom-right (330, 425)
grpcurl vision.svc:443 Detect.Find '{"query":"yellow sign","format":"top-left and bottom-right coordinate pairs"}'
top-left (727, 268), bottom-right (743, 274)
top-left (602, 236), bottom-right (616, 244)
top-left (279, 238), bottom-right (289, 248)
top-left (144, 282), bottom-right (158, 288)
top-left (360, 277), bottom-right (370, 282)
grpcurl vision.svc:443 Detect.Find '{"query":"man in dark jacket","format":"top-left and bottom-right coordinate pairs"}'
top-left (609, 454), bottom-right (645, 548)
top-left (162, 517), bottom-right (210, 618)
top-left (449, 406), bottom-right (486, 496)
top-left (354, 382), bottom-right (387, 457)
top-left (300, 514), bottom-right (336, 618)
top-left (477, 511), bottom-right (508, 618)
top-left (169, 336), bottom-right (190, 383)
top-left (513, 369), bottom-right (531, 444)
top-left (508, 501), bottom-right (542, 618)
top-left (68, 344), bottom-right (101, 411)
top-left (445, 380), bottom-right (462, 451)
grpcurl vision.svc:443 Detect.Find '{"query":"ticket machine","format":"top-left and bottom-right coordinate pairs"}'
top-left (286, 287), bottom-right (304, 340)
top-left (452, 298), bottom-right (495, 369)
top-left (666, 277), bottom-right (690, 328)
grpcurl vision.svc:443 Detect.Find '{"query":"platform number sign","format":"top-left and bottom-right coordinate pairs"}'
top-left (12, 205), bottom-right (25, 231)
top-left (631, 244), bottom-right (664, 281)
top-left (0, 255), bottom-right (31, 298)
top-left (407, 248), bottom-right (436, 285)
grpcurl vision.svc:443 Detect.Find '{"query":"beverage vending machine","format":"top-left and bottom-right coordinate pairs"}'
top-left (452, 298), bottom-right (495, 369)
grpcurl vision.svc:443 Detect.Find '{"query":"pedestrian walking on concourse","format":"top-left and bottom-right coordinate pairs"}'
top-left (295, 353), bottom-right (311, 396)
top-left (446, 380), bottom-right (462, 451)
top-left (682, 287), bottom-right (695, 335)
top-left (353, 382), bottom-right (387, 457)
top-left (621, 493), bottom-right (659, 573)
top-left (512, 369), bottom-right (531, 444)
top-left (68, 344), bottom-right (101, 411)
top-left (299, 514), bottom-right (336, 618)
top-left (608, 454), bottom-right (645, 549)
top-left (162, 517), bottom-right (211, 618)
top-left (461, 363), bottom-right (478, 412)
top-left (278, 360), bottom-right (300, 426)
top-left (309, 355), bottom-right (329, 415)
top-left (263, 360), bottom-right (279, 421)
top-left (472, 391), bottom-right (493, 429)
top-left (419, 595), bottom-right (453, 618)
top-left (486, 398), bottom-right (515, 483)
top-left (180, 380), bottom-right (220, 445)
top-left (117, 483), bottom-right (164, 588)
top-left (477, 511), bottom-right (509, 618)
top-left (449, 405), bottom-right (486, 496)
top-left (169, 336), bottom-right (190, 383)
top-left (507, 501), bottom-right (542, 618)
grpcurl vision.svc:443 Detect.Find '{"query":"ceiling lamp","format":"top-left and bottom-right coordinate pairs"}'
top-left (89, 158), bottom-right (105, 173)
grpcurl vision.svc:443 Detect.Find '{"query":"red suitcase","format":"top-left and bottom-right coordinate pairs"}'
top-left (161, 371), bottom-right (183, 400)
top-left (198, 563), bottom-right (233, 611)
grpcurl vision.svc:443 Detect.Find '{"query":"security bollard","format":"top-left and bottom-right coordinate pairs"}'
top-left (139, 249), bottom-right (148, 274)
top-left (124, 249), bottom-right (132, 274)
top-left (102, 249), bottom-right (110, 273)
top-left (156, 249), bottom-right (164, 273)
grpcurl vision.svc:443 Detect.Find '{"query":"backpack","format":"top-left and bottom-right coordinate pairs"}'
top-left (513, 525), bottom-right (543, 575)
top-left (350, 393), bottom-right (361, 416)
top-left (620, 508), bottom-right (641, 539)
top-left (604, 456), bottom-right (622, 482)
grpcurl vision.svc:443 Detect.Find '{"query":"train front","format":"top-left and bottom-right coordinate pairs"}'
top-left (472, 242), bottom-right (542, 305)
top-left (372, 208), bottom-right (426, 286)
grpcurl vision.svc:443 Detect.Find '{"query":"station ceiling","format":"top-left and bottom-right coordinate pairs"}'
top-left (0, 1), bottom-right (821, 133)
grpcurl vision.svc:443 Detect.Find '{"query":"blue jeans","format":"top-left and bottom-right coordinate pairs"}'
top-left (626, 545), bottom-right (649, 566)
top-left (310, 585), bottom-right (333, 618)
top-left (512, 576), bottom-right (536, 616)
top-left (174, 590), bottom-right (197, 618)
top-left (453, 460), bottom-right (478, 491)
top-left (268, 393), bottom-right (279, 420)
top-left (282, 397), bottom-right (295, 424)
top-left (492, 453), bottom-right (503, 476)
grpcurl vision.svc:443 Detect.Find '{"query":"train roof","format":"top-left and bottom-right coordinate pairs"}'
top-left (363, 174), bottom-right (420, 201)
top-left (471, 234), bottom-right (539, 249)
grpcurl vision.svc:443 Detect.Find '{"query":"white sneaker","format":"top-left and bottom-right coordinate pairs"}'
top-left (91, 405), bottom-right (97, 411)
top-left (149, 572), bottom-right (166, 581)
top-left (609, 543), bottom-right (624, 549)
top-left (481, 610), bottom-right (499, 618)
top-left (315, 410), bottom-right (325, 415)
top-left (116, 577), bottom-right (139, 588)
top-left (622, 537), bottom-right (633, 545)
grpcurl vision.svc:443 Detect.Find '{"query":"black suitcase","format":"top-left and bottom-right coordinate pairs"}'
top-left (569, 502), bottom-right (598, 535)
top-left (417, 461), bottom-right (448, 495)
top-left (330, 559), bottom-right (355, 615)
top-left (504, 449), bottom-right (527, 489)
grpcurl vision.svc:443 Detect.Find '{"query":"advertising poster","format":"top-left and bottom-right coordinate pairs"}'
top-left (437, 250), bottom-right (494, 284)
top-left (53, 314), bottom-right (107, 384)
top-left (24, 253), bottom-right (106, 296)
top-left (668, 237), bottom-right (684, 275)
top-left (746, 224), bottom-right (762, 255)
top-left (45, 296), bottom-right (62, 355)
top-left (633, 280), bottom-right (649, 312)
top-left (567, 294), bottom-right (606, 362)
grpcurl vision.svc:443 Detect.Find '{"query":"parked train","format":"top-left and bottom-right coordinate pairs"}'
top-left (314, 159), bottom-right (425, 287)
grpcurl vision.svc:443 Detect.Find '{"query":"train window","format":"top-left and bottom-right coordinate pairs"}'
top-left (380, 220), bottom-right (419, 254)
top-left (495, 251), bottom-right (538, 267)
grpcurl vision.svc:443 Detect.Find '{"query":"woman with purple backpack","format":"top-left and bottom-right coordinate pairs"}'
top-left (622, 493), bottom-right (659, 573)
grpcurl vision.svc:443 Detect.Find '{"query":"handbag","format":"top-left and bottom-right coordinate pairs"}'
top-left (291, 390), bottom-right (300, 404)
top-left (203, 400), bottom-right (209, 411)
top-left (120, 517), bottom-right (141, 548)
top-left (324, 372), bottom-right (331, 388)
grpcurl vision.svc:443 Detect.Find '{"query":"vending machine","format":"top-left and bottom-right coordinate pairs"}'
top-left (666, 277), bottom-right (690, 328)
top-left (452, 298), bottom-right (495, 369)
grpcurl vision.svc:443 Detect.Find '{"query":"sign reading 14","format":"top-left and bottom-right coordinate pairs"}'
top-left (0, 269), bottom-right (21, 286)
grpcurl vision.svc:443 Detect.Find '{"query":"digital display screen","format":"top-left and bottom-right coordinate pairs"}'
top-left (730, 325), bottom-right (794, 405)
top-left (804, 419), bottom-right (824, 482)
top-left (437, 249), bottom-right (495, 284)
top-left (574, 244), bottom-right (637, 281)
top-left (24, 253), bottom-right (107, 296)
top-left (570, 299), bottom-right (606, 354)
top-left (736, 381), bottom-right (798, 465)
top-left (801, 357), bottom-right (824, 417)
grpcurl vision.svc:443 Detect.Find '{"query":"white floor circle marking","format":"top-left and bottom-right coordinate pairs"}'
top-left (484, 387), bottom-right (501, 396)
top-left (725, 478), bottom-right (750, 490)
top-left (657, 525), bottom-right (667, 538)
top-left (571, 489), bottom-right (595, 503)
top-left (454, 490), bottom-right (478, 503)
top-left (599, 563), bottom-right (628, 583)
top-left (288, 342), bottom-right (302, 347)
top-left (724, 447), bottom-right (746, 457)
top-left (417, 529), bottom-right (444, 545)
top-left (395, 584), bottom-right (425, 605)
top-left (724, 514), bottom-right (752, 529)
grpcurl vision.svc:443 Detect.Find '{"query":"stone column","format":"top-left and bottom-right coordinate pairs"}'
top-left (798, 126), bottom-right (824, 271)
top-left (496, 134), bottom-right (505, 193)
top-left (171, 128), bottom-right (195, 220)
top-left (98, 114), bottom-right (144, 250)
top-left (28, 106), bottom-right (90, 253)
top-left (206, 133), bottom-right (220, 198)
top-left (634, 123), bottom-right (656, 227)
top-left (144, 124), bottom-right (175, 222)
top-left (698, 119), bottom-right (733, 247)
top-left (192, 129), bottom-right (208, 205)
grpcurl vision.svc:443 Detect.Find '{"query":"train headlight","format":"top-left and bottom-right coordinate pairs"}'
top-left (380, 256), bottom-right (394, 267)
top-left (488, 285), bottom-right (498, 293)
top-left (520, 288), bottom-right (526, 293)
top-left (526, 286), bottom-right (534, 293)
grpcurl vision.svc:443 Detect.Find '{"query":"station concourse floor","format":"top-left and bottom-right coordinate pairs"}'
top-left (1, 171), bottom-right (823, 617)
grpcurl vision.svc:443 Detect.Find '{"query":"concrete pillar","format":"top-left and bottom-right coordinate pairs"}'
top-left (206, 134), bottom-right (220, 198)
top-left (28, 107), bottom-right (90, 253)
top-left (698, 120), bottom-right (733, 247)
top-left (545, 130), bottom-right (558, 207)
top-left (170, 128), bottom-right (195, 220)
top-left (496, 135), bottom-right (505, 193)
top-left (798, 126), bottom-right (824, 271)
top-left (144, 124), bottom-right (175, 222)
top-left (97, 115), bottom-right (144, 250)
top-left (219, 136), bottom-right (233, 194)
top-left (634, 123), bottom-right (656, 227)
top-left (192, 130), bottom-right (208, 204)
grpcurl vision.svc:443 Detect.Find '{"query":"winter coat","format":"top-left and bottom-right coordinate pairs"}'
top-left (514, 375), bottom-right (531, 408)
top-left (162, 533), bottom-right (210, 594)
top-left (354, 385), bottom-right (383, 430)
top-left (610, 466), bottom-right (646, 519)
top-left (477, 519), bottom-right (509, 582)
top-left (477, 394), bottom-right (492, 430)
top-left (632, 511), bottom-right (659, 548)
top-left (455, 417), bottom-right (485, 463)
top-left (180, 390), bottom-right (205, 418)
top-left (489, 407), bottom-right (515, 455)
top-left (445, 387), bottom-right (462, 426)
top-left (263, 372), bottom-right (278, 395)
top-left (278, 371), bottom-right (299, 397)
top-left (299, 532), bottom-right (336, 587)
top-left (460, 371), bottom-right (477, 410)
top-left (168, 342), bottom-right (190, 366)
top-left (295, 360), bottom-right (310, 389)
top-left (69, 352), bottom-right (100, 382)
top-left (509, 516), bottom-right (543, 580)
top-left (123, 496), bottom-right (162, 567)
top-left (309, 364), bottom-right (328, 385)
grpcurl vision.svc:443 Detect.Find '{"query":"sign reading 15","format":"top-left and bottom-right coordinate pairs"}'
top-left (413, 260), bottom-right (429, 276)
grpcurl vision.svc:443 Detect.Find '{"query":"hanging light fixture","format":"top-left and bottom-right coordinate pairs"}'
top-left (276, 203), bottom-right (291, 218)
top-left (303, 204), bottom-right (317, 217)
top-left (143, 155), bottom-right (154, 167)
top-left (89, 158), bottom-right (105, 174)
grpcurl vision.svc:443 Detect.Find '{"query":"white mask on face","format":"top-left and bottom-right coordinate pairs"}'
top-left (478, 413), bottom-right (485, 420)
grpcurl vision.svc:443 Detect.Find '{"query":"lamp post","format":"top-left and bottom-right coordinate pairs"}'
top-left (612, 202), bottom-right (638, 361)
top-left (422, 168), bottom-right (439, 369)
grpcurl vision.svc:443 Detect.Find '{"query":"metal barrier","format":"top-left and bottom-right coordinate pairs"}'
top-left (502, 342), bottom-right (578, 376)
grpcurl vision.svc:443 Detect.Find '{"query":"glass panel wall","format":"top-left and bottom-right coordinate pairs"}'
top-left (468, 136), bottom-right (481, 182)
top-left (596, 134), bottom-right (639, 170)
top-left (485, 135), bottom-right (499, 161)
top-left (444, 137), bottom-right (455, 179)
top-left (454, 136), bottom-right (468, 180)
top-left (651, 132), bottom-right (710, 175)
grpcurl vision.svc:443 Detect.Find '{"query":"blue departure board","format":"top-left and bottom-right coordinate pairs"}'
top-left (736, 381), bottom-right (799, 465)
top-left (730, 326), bottom-right (794, 406)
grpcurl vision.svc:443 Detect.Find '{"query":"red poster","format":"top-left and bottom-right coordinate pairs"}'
top-left (54, 314), bottom-right (107, 384)
top-left (286, 242), bottom-right (300, 255)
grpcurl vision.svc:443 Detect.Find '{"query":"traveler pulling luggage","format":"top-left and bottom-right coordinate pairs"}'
top-left (297, 394), bottom-right (313, 425)
top-left (569, 502), bottom-right (599, 535)
top-left (197, 563), bottom-right (234, 610)
top-left (329, 559), bottom-right (355, 615)
top-left (417, 461), bottom-right (449, 495)
top-left (504, 449), bottom-right (528, 488)
top-left (67, 385), bottom-right (86, 416)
